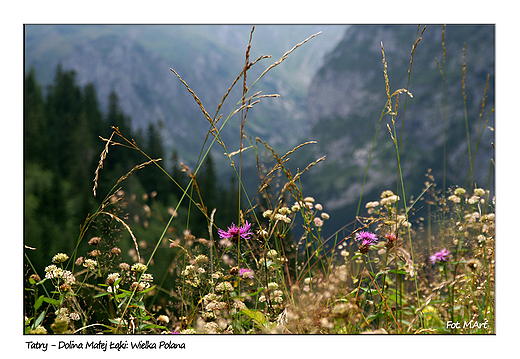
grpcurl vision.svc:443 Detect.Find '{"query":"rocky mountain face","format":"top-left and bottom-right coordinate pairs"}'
top-left (297, 25), bottom-right (494, 225)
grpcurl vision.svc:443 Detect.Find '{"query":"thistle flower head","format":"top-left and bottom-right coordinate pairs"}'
top-left (430, 248), bottom-right (450, 264)
top-left (385, 233), bottom-right (397, 249)
top-left (355, 231), bottom-right (378, 246)
top-left (218, 221), bottom-right (253, 243)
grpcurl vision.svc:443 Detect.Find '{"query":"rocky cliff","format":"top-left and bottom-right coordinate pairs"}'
top-left (299, 25), bottom-right (494, 219)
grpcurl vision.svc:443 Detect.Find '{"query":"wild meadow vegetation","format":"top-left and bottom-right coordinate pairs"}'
top-left (24, 25), bottom-right (494, 335)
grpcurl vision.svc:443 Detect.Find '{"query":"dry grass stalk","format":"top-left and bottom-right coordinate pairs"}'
top-left (227, 145), bottom-right (253, 158)
top-left (115, 159), bottom-right (162, 187)
top-left (408, 25), bottom-right (427, 75)
top-left (281, 140), bottom-right (317, 161)
top-left (381, 41), bottom-right (390, 100)
top-left (214, 52), bottom-right (272, 122)
top-left (170, 68), bottom-right (214, 125)
top-left (93, 131), bottom-right (115, 197)
top-left (100, 210), bottom-right (140, 263)
top-left (257, 32), bottom-right (321, 81)
top-left (462, 43), bottom-right (466, 101)
top-left (180, 162), bottom-right (207, 216)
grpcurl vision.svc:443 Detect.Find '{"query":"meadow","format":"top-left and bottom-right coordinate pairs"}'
top-left (24, 25), bottom-right (494, 335)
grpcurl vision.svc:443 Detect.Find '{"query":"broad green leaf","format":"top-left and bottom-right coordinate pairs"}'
top-left (34, 295), bottom-right (45, 311)
top-left (34, 310), bottom-right (46, 327)
top-left (43, 296), bottom-right (60, 306)
top-left (241, 308), bottom-right (267, 325)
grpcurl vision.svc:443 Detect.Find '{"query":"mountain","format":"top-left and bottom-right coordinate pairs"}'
top-left (296, 25), bottom-right (495, 229)
top-left (24, 25), bottom-right (347, 168)
top-left (24, 25), bottom-right (495, 238)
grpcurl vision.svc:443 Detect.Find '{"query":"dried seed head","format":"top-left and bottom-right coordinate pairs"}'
top-left (88, 237), bottom-right (101, 245)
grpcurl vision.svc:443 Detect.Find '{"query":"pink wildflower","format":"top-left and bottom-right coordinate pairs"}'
top-left (239, 268), bottom-right (254, 279)
top-left (430, 248), bottom-right (450, 264)
top-left (355, 231), bottom-right (378, 246)
top-left (218, 221), bottom-right (253, 243)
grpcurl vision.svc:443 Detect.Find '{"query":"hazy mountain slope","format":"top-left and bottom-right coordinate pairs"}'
top-left (24, 25), bottom-right (347, 167)
top-left (298, 25), bottom-right (494, 222)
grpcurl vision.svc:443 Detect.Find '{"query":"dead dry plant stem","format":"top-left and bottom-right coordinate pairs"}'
top-left (93, 131), bottom-right (114, 197)
top-left (392, 24), bottom-right (426, 328)
top-left (462, 43), bottom-right (473, 188)
top-left (170, 68), bottom-right (214, 126)
top-left (238, 26), bottom-right (255, 227)
top-left (364, 264), bottom-right (403, 334)
top-left (257, 32), bottom-right (321, 82)
top-left (100, 210), bottom-right (141, 263)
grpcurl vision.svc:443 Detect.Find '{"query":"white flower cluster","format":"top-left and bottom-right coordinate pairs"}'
top-left (140, 273), bottom-right (153, 282)
top-left (83, 259), bottom-right (98, 271)
top-left (44, 264), bottom-right (76, 285)
top-left (259, 282), bottom-right (284, 304)
top-left (380, 190), bottom-right (400, 206)
top-left (131, 263), bottom-right (148, 273)
top-left (215, 281), bottom-right (234, 293)
top-left (52, 253), bottom-right (69, 264)
top-left (263, 207), bottom-right (292, 224)
top-left (106, 273), bottom-right (120, 292)
top-left (293, 197), bottom-right (330, 228)
top-left (55, 307), bottom-right (80, 321)
top-left (181, 264), bottom-right (201, 287)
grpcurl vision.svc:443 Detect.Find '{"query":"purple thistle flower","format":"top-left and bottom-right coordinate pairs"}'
top-left (355, 231), bottom-right (378, 246)
top-left (218, 221), bottom-right (253, 243)
top-left (430, 248), bottom-right (450, 264)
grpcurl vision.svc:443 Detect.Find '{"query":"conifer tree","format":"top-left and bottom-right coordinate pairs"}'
top-left (24, 67), bottom-right (48, 164)
top-left (44, 64), bottom-right (82, 178)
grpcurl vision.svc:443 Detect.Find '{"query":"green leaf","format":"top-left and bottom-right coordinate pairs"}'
top-left (109, 318), bottom-right (127, 325)
top-left (93, 292), bottom-right (111, 299)
top-left (366, 312), bottom-right (383, 323)
top-left (387, 294), bottom-right (401, 304)
top-left (240, 308), bottom-right (272, 331)
top-left (139, 285), bottom-right (156, 294)
top-left (392, 269), bottom-right (411, 275)
top-left (359, 287), bottom-right (378, 295)
top-left (43, 296), bottom-right (60, 306)
top-left (139, 323), bottom-right (168, 331)
top-left (34, 295), bottom-right (45, 311)
top-left (34, 310), bottom-right (46, 328)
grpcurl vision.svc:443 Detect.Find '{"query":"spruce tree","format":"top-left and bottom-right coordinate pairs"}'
top-left (24, 67), bottom-right (48, 164)
top-left (44, 64), bottom-right (82, 178)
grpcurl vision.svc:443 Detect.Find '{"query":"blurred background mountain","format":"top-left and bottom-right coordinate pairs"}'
top-left (296, 24), bottom-right (495, 233)
top-left (24, 25), bottom-right (347, 166)
top-left (24, 24), bottom-right (494, 274)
